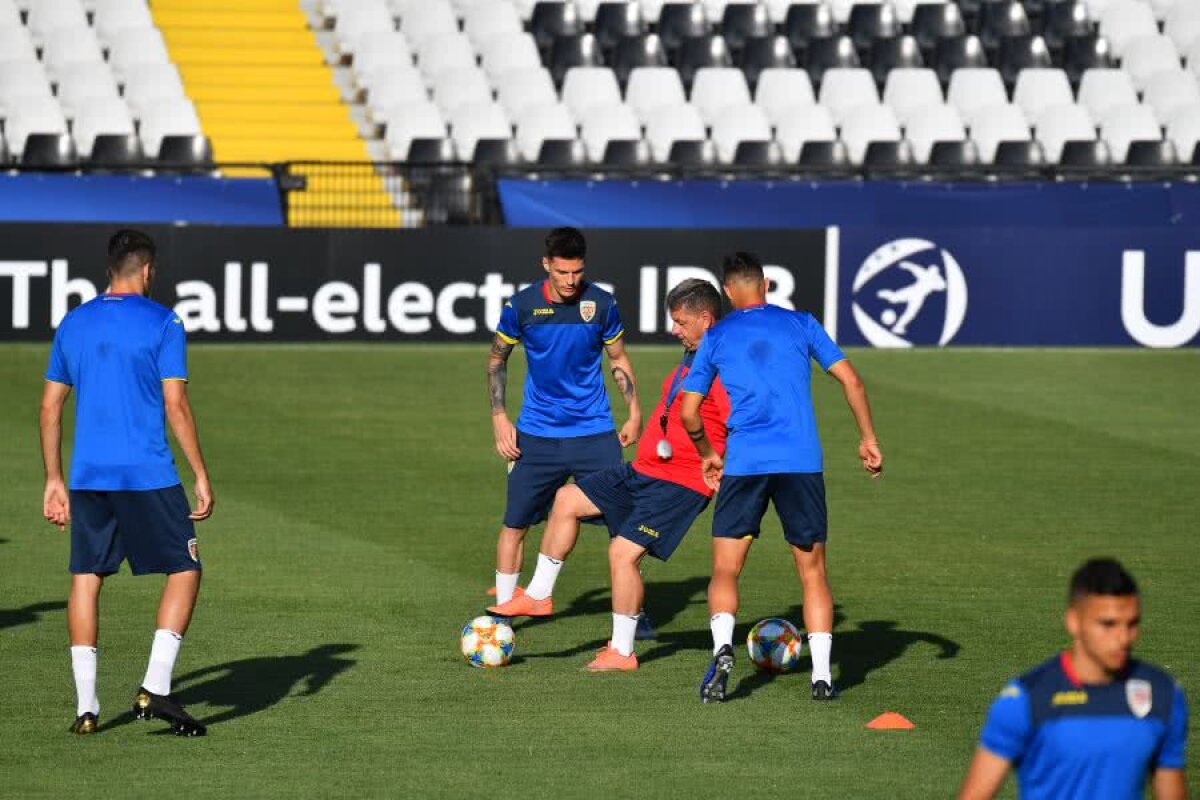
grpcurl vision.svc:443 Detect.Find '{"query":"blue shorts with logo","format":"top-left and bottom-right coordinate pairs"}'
top-left (69, 485), bottom-right (201, 576)
top-left (577, 463), bottom-right (710, 561)
top-left (713, 472), bottom-right (827, 547)
top-left (504, 430), bottom-right (622, 528)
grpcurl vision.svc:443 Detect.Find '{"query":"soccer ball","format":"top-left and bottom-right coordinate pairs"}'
top-left (460, 615), bottom-right (515, 668)
top-left (747, 618), bottom-right (804, 673)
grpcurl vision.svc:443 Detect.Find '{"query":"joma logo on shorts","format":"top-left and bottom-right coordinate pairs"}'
top-left (637, 525), bottom-right (659, 538)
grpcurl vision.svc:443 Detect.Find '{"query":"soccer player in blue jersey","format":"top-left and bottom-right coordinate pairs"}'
top-left (679, 252), bottom-right (883, 703)
top-left (958, 559), bottom-right (1188, 800)
top-left (485, 227), bottom-right (642, 605)
top-left (40, 230), bottom-right (213, 737)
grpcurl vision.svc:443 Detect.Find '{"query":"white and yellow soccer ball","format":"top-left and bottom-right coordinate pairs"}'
top-left (747, 618), bottom-right (804, 673)
top-left (460, 615), bottom-right (515, 668)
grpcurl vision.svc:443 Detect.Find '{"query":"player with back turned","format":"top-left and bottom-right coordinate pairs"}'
top-left (679, 252), bottom-right (883, 704)
top-left (485, 227), bottom-right (642, 606)
top-left (41, 229), bottom-right (213, 736)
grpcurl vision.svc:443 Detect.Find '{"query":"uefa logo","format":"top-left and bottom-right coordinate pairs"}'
top-left (851, 238), bottom-right (968, 347)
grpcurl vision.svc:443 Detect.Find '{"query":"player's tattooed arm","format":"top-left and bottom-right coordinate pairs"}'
top-left (611, 366), bottom-right (636, 404)
top-left (487, 335), bottom-right (515, 413)
top-left (604, 338), bottom-right (643, 446)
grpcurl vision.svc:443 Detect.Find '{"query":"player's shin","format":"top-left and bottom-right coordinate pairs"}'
top-left (141, 629), bottom-right (183, 696)
top-left (70, 645), bottom-right (99, 717)
top-left (525, 553), bottom-right (564, 601)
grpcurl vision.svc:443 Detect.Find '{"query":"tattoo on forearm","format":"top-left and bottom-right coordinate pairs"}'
top-left (612, 366), bottom-right (636, 405)
top-left (686, 426), bottom-right (706, 442)
top-left (488, 339), bottom-right (514, 412)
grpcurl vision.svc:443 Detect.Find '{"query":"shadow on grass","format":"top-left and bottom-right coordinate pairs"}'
top-left (0, 537), bottom-right (9, 545)
top-left (513, 575), bottom-right (709, 636)
top-left (726, 606), bottom-right (960, 701)
top-left (100, 644), bottom-right (359, 732)
top-left (0, 600), bottom-right (66, 631)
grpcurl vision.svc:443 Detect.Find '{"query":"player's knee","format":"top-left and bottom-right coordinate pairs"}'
top-left (552, 485), bottom-right (587, 517)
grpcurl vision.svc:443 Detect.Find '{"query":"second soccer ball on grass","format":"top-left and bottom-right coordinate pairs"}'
top-left (747, 619), bottom-right (804, 673)
top-left (460, 616), bottom-right (515, 668)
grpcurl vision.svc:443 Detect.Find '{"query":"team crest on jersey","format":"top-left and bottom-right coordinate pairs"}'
top-left (579, 300), bottom-right (596, 322)
top-left (187, 538), bottom-right (199, 562)
top-left (1126, 679), bottom-right (1152, 718)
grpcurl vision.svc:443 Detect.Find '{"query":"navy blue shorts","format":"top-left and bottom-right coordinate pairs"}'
top-left (577, 464), bottom-right (710, 561)
top-left (712, 473), bottom-right (827, 547)
top-left (70, 485), bottom-right (200, 576)
top-left (504, 430), bottom-right (622, 528)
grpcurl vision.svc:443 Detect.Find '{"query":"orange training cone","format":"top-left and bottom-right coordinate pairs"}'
top-left (866, 712), bottom-right (915, 730)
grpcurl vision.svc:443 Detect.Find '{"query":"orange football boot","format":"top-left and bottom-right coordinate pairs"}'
top-left (487, 592), bottom-right (552, 618)
top-left (585, 644), bottom-right (638, 671)
top-left (486, 586), bottom-right (525, 598)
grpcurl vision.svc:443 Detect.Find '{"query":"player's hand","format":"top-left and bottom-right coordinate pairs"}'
top-left (859, 439), bottom-right (883, 479)
top-left (43, 478), bottom-right (70, 530)
top-left (190, 475), bottom-right (214, 521)
top-left (701, 453), bottom-right (724, 491)
top-left (617, 415), bottom-right (642, 448)
top-left (492, 413), bottom-right (521, 460)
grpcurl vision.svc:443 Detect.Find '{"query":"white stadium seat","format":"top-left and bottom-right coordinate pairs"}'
top-left (625, 67), bottom-right (687, 122)
top-left (1099, 0), bottom-right (1160, 57)
top-left (754, 68), bottom-right (816, 125)
top-left (431, 67), bottom-right (494, 116)
top-left (0, 26), bottom-right (36, 62)
top-left (6, 96), bottom-right (69, 154)
top-left (418, 34), bottom-right (478, 84)
top-left (839, 103), bottom-right (902, 163)
top-left (27, 0), bottom-right (88, 44)
top-left (904, 102), bottom-right (966, 163)
top-left (1035, 103), bottom-right (1096, 162)
top-left (481, 33), bottom-right (543, 86)
top-left (1077, 69), bottom-right (1139, 122)
top-left (365, 67), bottom-right (428, 122)
top-left (1166, 2), bottom-right (1200, 51)
top-left (336, 2), bottom-right (397, 58)
top-left (579, 102), bottom-right (641, 160)
top-left (93, 0), bottom-right (155, 43)
top-left (515, 102), bottom-right (577, 160)
top-left (947, 68), bottom-right (1008, 126)
top-left (1122, 35), bottom-right (1183, 91)
top-left (1012, 68), bottom-right (1074, 127)
top-left (121, 63), bottom-right (188, 118)
top-left (398, 0), bottom-right (459, 41)
top-left (138, 97), bottom-right (201, 157)
top-left (561, 67), bottom-right (624, 122)
top-left (0, 60), bottom-right (53, 117)
top-left (1099, 103), bottom-right (1162, 161)
top-left (55, 64), bottom-right (121, 119)
top-left (43, 26), bottom-right (105, 78)
top-left (108, 27), bottom-right (171, 80)
top-left (774, 103), bottom-right (837, 161)
top-left (384, 101), bottom-right (447, 159)
top-left (883, 68), bottom-right (944, 125)
top-left (463, 2), bottom-right (523, 50)
top-left (970, 103), bottom-right (1031, 163)
top-left (1142, 70), bottom-right (1200, 124)
top-left (496, 67), bottom-right (558, 118)
top-left (450, 100), bottom-right (512, 159)
top-left (644, 102), bottom-right (706, 161)
top-left (353, 32), bottom-right (414, 84)
top-left (710, 102), bottom-right (771, 162)
top-left (818, 67), bottom-right (879, 124)
top-left (690, 67), bottom-right (751, 125)
top-left (1167, 103), bottom-right (1200, 160)
top-left (72, 97), bottom-right (135, 157)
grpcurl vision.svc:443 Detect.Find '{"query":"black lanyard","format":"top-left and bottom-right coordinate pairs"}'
top-left (659, 350), bottom-right (695, 435)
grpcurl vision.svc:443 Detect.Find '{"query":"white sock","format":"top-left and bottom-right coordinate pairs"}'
top-left (710, 612), bottom-right (735, 655)
top-left (809, 632), bottom-right (833, 684)
top-left (70, 646), bottom-right (99, 717)
top-left (611, 613), bottom-right (638, 657)
top-left (524, 554), bottom-right (563, 600)
top-left (495, 571), bottom-right (520, 604)
top-left (141, 629), bottom-right (183, 696)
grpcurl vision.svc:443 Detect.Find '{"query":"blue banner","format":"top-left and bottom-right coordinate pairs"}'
top-left (498, 179), bottom-right (1200, 229)
top-left (830, 227), bottom-right (1200, 347)
top-left (0, 174), bottom-right (282, 226)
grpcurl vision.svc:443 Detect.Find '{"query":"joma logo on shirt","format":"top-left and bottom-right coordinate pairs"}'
top-left (637, 525), bottom-right (659, 538)
top-left (1051, 691), bottom-right (1088, 706)
top-left (533, 308), bottom-right (555, 316)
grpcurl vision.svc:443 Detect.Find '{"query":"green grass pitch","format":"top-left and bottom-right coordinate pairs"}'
top-left (0, 344), bottom-right (1196, 798)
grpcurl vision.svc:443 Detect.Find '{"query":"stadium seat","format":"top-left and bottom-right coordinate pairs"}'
top-left (88, 133), bottom-right (143, 168)
top-left (1189, 40), bottom-right (1200, 82)
top-left (365, 69), bottom-right (428, 123)
top-left (432, 67), bottom-right (494, 117)
top-left (970, 102), bottom-right (1032, 162)
top-left (481, 34), bottom-right (543, 86)
top-left (997, 35), bottom-right (1053, 89)
top-left (0, 60), bottom-right (53, 118)
top-left (405, 137), bottom-right (458, 164)
top-left (1058, 137), bottom-right (1112, 166)
top-left (739, 35), bottom-right (797, 91)
top-left (895, 0), bottom-right (949, 26)
top-left (862, 139), bottom-right (916, 170)
top-left (1167, 104), bottom-right (1200, 162)
top-left (21, 132), bottom-right (77, 167)
top-left (1077, 69), bottom-right (1137, 122)
top-left (602, 138), bottom-right (653, 165)
top-left (55, 64), bottom-right (121, 120)
top-left (354, 33), bottom-right (414, 86)
top-left (464, 3), bottom-right (523, 50)
top-left (991, 139), bottom-right (1045, 169)
top-left (1035, 102), bottom-right (1096, 161)
top-left (775, 103), bottom-right (838, 161)
top-left (450, 101), bottom-right (513, 159)
top-left (1122, 35), bottom-right (1183, 91)
top-left (625, 66), bottom-right (687, 121)
top-left (418, 34), bottom-right (478, 85)
top-left (732, 139), bottom-right (786, 165)
top-left (27, 0), bottom-right (87, 45)
top-left (657, 3), bottom-right (709, 52)
top-left (690, 66), bottom-right (750, 124)
top-left (335, 3), bottom-right (395, 59)
top-left (531, 1), bottom-right (584, 52)
top-left (385, 103), bottom-right (448, 160)
top-left (579, 102), bottom-right (641, 159)
top-left (947, 68), bottom-right (1008, 125)
top-left (71, 98), bottom-right (135, 158)
top-left (819, 67), bottom-right (880, 123)
top-left (666, 138), bottom-right (718, 165)
top-left (6, 97), bottom-right (68, 156)
top-left (911, 2), bottom-right (966, 58)
top-left (1099, 103), bottom-right (1162, 161)
top-left (1142, 71), bottom-right (1200, 124)
top-left (497, 67), bottom-right (558, 118)
top-left (1099, 0), bottom-right (1158, 57)
top-left (869, 35), bottom-right (925, 88)
top-left (549, 34), bottom-right (606, 86)
top-left (720, 3), bottom-right (771, 52)
top-left (399, 0), bottom-right (459, 40)
top-left (904, 102), bottom-right (966, 161)
top-left (137, 98), bottom-right (202, 158)
top-left (783, 3), bottom-right (838, 57)
top-left (536, 138), bottom-right (589, 167)
top-left (93, 0), bottom-right (155, 44)
top-left (611, 34), bottom-right (669, 87)
top-left (42, 26), bottom-right (105, 79)
top-left (594, 2), bottom-right (646, 53)
top-left (839, 103), bottom-right (902, 163)
top-left (830, 0), bottom-right (877, 26)
top-left (755, 67), bottom-right (816, 125)
top-left (883, 68), bottom-right (944, 124)
top-left (108, 28), bottom-right (171, 81)
top-left (1063, 34), bottom-right (1115, 87)
top-left (709, 102), bottom-right (771, 162)
top-left (1043, 0), bottom-right (1093, 53)
top-left (928, 138), bottom-right (981, 167)
top-left (797, 139), bottom-right (852, 168)
top-left (643, 101), bottom-right (706, 161)
top-left (562, 67), bottom-right (624, 120)
top-left (0, 27), bottom-right (35, 63)
top-left (848, 3), bottom-right (901, 55)
top-left (1165, 3), bottom-right (1200, 51)
top-left (978, 0), bottom-right (1033, 52)
top-left (933, 35), bottom-right (988, 87)
top-left (515, 102), bottom-right (577, 161)
top-left (0, 0), bottom-right (18, 27)
top-left (674, 34), bottom-right (733, 90)
top-left (805, 36), bottom-right (862, 86)
top-left (1124, 138), bottom-right (1178, 166)
top-left (1012, 68), bottom-right (1073, 125)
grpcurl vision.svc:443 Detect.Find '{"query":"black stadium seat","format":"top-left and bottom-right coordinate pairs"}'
top-left (848, 3), bottom-right (901, 57)
top-left (805, 35), bottom-right (860, 86)
top-left (797, 139), bottom-right (850, 167)
top-left (934, 34), bottom-right (988, 87)
top-left (863, 139), bottom-right (915, 170)
top-left (1063, 34), bottom-right (1114, 87)
top-left (1058, 138), bottom-right (1111, 167)
top-left (602, 138), bottom-right (652, 166)
top-left (733, 140), bottom-right (785, 166)
top-left (405, 138), bottom-right (456, 164)
top-left (912, 2), bottom-right (967, 58)
top-left (667, 139), bottom-right (717, 166)
top-left (1043, 0), bottom-right (1093, 53)
top-left (531, 2), bottom-right (583, 54)
top-left (929, 139), bottom-right (981, 167)
top-left (739, 35), bottom-right (797, 92)
top-left (594, 2), bottom-right (645, 54)
top-left (720, 3), bottom-right (771, 53)
top-left (656, 2), bottom-right (709, 53)
top-left (993, 139), bottom-right (1045, 167)
top-left (90, 134), bottom-right (144, 168)
top-left (611, 33), bottom-right (668, 87)
top-left (1193, 142), bottom-right (1200, 166)
top-left (158, 135), bottom-right (213, 169)
top-left (870, 35), bottom-right (924, 88)
top-left (537, 138), bottom-right (588, 167)
top-left (675, 34), bottom-right (732, 90)
top-left (1125, 139), bottom-right (1177, 167)
top-left (783, 3), bottom-right (837, 59)
top-left (979, 0), bottom-right (1034, 52)
top-left (998, 33), bottom-right (1052, 88)
top-left (472, 138), bottom-right (523, 166)
top-left (550, 33), bottom-right (605, 86)
top-left (22, 133), bottom-right (78, 167)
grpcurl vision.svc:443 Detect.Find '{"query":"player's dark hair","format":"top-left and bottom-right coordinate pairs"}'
top-left (1069, 558), bottom-right (1138, 603)
top-left (666, 278), bottom-right (722, 318)
top-left (107, 228), bottom-right (156, 277)
top-left (544, 227), bottom-right (586, 261)
top-left (721, 251), bottom-right (764, 284)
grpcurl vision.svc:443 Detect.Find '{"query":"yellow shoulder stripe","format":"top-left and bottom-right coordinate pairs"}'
top-left (161, 378), bottom-right (189, 383)
top-left (604, 330), bottom-right (625, 345)
top-left (495, 331), bottom-right (519, 345)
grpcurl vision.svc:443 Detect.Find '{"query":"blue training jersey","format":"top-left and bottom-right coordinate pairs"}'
top-left (46, 293), bottom-right (187, 491)
top-left (680, 303), bottom-right (844, 475)
top-left (979, 653), bottom-right (1188, 800)
top-left (495, 281), bottom-right (623, 438)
